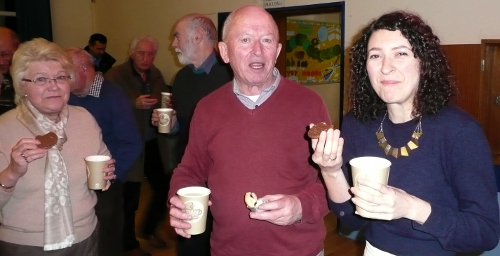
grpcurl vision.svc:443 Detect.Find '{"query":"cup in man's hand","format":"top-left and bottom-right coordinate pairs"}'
top-left (161, 92), bottom-right (172, 108)
top-left (156, 108), bottom-right (173, 133)
top-left (177, 186), bottom-right (211, 235)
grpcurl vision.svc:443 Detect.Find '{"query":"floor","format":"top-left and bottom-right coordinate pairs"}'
top-left (136, 179), bottom-right (365, 256)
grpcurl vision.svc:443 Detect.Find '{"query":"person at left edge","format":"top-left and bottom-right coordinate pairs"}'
top-left (0, 27), bottom-right (20, 115)
top-left (0, 38), bottom-right (116, 255)
top-left (66, 47), bottom-right (142, 256)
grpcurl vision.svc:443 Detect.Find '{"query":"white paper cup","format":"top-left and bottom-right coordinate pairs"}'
top-left (350, 156), bottom-right (391, 218)
top-left (157, 108), bottom-right (173, 133)
top-left (177, 186), bottom-right (211, 235)
top-left (161, 92), bottom-right (172, 108)
top-left (85, 155), bottom-right (111, 190)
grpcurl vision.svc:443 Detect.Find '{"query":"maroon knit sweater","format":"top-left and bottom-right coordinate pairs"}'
top-left (169, 77), bottom-right (331, 256)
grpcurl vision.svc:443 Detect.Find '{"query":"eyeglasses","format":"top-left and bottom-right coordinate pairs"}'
top-left (22, 75), bottom-right (72, 85)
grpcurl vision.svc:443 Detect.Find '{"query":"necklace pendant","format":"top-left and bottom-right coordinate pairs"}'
top-left (400, 146), bottom-right (410, 157)
top-left (383, 144), bottom-right (392, 155)
top-left (375, 113), bottom-right (423, 158)
top-left (391, 148), bottom-right (400, 158)
top-left (407, 138), bottom-right (419, 150)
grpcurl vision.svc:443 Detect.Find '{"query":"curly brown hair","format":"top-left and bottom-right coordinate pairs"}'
top-left (349, 11), bottom-right (456, 121)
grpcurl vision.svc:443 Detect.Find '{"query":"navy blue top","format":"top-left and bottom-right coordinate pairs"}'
top-left (331, 105), bottom-right (500, 255)
top-left (68, 79), bottom-right (142, 182)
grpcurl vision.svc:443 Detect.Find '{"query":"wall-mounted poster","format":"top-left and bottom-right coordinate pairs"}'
top-left (285, 19), bottom-right (341, 84)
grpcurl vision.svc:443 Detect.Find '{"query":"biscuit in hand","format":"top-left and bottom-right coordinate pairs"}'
top-left (308, 122), bottom-right (334, 139)
top-left (36, 132), bottom-right (58, 149)
top-left (244, 192), bottom-right (268, 212)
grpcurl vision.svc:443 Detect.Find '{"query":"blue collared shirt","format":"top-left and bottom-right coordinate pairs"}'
top-left (189, 51), bottom-right (218, 74)
top-left (233, 67), bottom-right (281, 110)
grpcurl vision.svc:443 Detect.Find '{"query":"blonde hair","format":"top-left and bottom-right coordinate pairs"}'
top-left (11, 38), bottom-right (74, 100)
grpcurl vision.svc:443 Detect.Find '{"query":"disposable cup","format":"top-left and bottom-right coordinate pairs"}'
top-left (177, 186), bottom-right (211, 235)
top-left (350, 156), bottom-right (391, 218)
top-left (85, 155), bottom-right (110, 190)
top-left (157, 108), bottom-right (173, 133)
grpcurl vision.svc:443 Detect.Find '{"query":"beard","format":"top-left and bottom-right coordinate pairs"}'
top-left (175, 39), bottom-right (196, 65)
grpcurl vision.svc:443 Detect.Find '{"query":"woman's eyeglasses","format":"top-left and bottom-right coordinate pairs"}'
top-left (22, 75), bottom-right (72, 85)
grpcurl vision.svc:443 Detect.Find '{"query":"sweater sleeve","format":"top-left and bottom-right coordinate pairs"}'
top-left (168, 106), bottom-right (210, 200)
top-left (0, 149), bottom-right (14, 208)
top-left (412, 120), bottom-right (500, 252)
top-left (295, 178), bottom-right (330, 224)
top-left (106, 83), bottom-right (142, 181)
top-left (296, 99), bottom-right (331, 224)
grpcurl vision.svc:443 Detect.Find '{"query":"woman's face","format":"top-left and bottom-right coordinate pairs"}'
top-left (366, 29), bottom-right (420, 110)
top-left (22, 61), bottom-right (70, 120)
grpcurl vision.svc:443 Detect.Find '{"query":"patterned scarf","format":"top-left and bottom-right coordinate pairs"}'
top-left (16, 97), bottom-right (75, 251)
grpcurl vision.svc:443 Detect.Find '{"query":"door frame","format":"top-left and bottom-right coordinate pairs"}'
top-left (479, 39), bottom-right (500, 164)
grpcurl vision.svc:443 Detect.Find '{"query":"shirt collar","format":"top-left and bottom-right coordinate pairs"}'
top-left (79, 72), bottom-right (104, 98)
top-left (189, 51), bottom-right (218, 74)
top-left (233, 67), bottom-right (281, 109)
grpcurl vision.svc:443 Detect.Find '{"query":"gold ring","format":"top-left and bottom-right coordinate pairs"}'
top-left (21, 154), bottom-right (28, 163)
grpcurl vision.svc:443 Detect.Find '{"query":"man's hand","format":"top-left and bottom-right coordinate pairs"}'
top-left (135, 94), bottom-right (158, 109)
top-left (249, 194), bottom-right (302, 225)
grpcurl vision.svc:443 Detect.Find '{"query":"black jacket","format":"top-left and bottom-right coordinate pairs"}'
top-left (84, 46), bottom-right (116, 74)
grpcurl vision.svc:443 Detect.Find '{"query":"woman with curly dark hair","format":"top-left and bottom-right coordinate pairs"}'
top-left (310, 11), bottom-right (500, 255)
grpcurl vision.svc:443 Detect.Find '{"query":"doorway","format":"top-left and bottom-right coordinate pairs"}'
top-left (479, 39), bottom-right (500, 164)
top-left (217, 2), bottom-right (346, 127)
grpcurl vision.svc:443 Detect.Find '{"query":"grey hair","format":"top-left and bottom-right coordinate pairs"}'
top-left (65, 47), bottom-right (93, 67)
top-left (129, 35), bottom-right (159, 54)
top-left (181, 14), bottom-right (217, 44)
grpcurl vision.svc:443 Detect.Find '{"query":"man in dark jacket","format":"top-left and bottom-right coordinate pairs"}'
top-left (84, 33), bottom-right (116, 74)
top-left (0, 27), bottom-right (19, 115)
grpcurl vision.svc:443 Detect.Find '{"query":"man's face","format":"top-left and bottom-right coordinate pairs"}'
top-left (219, 7), bottom-right (282, 89)
top-left (0, 37), bottom-right (17, 74)
top-left (130, 41), bottom-right (156, 72)
top-left (88, 41), bottom-right (106, 58)
top-left (172, 20), bottom-right (196, 65)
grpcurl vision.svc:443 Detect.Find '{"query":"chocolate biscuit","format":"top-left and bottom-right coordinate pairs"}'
top-left (307, 122), bottom-right (334, 139)
top-left (36, 132), bottom-right (58, 149)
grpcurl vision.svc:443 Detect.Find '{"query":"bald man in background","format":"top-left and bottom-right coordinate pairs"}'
top-left (0, 27), bottom-right (19, 115)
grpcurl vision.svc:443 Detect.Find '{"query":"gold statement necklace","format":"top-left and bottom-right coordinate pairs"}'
top-left (375, 113), bottom-right (423, 158)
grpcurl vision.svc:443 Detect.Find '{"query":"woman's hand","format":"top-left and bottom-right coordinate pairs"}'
top-left (101, 158), bottom-right (116, 191)
top-left (310, 124), bottom-right (344, 175)
top-left (351, 178), bottom-right (431, 223)
top-left (9, 138), bottom-right (47, 178)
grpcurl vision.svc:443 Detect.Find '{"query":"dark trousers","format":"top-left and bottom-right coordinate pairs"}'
top-left (95, 181), bottom-right (124, 256)
top-left (123, 181), bottom-right (141, 251)
top-left (176, 210), bottom-right (213, 256)
top-left (123, 139), bottom-right (169, 252)
top-left (0, 222), bottom-right (99, 256)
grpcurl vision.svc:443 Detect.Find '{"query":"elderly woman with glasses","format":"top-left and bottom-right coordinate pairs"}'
top-left (0, 38), bottom-right (116, 255)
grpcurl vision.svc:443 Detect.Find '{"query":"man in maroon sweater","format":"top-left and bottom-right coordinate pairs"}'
top-left (168, 5), bottom-right (330, 256)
